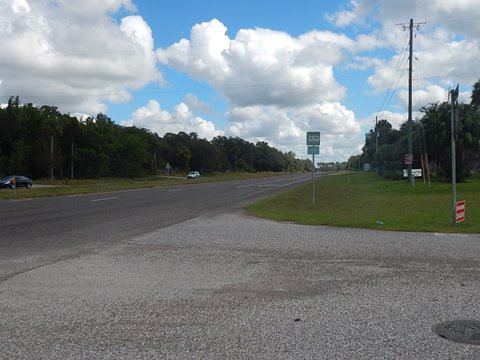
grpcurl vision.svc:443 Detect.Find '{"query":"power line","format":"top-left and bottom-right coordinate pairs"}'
top-left (375, 29), bottom-right (410, 120)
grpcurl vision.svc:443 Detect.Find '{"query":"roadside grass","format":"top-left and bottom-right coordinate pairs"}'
top-left (246, 172), bottom-right (480, 233)
top-left (0, 172), bottom-right (281, 200)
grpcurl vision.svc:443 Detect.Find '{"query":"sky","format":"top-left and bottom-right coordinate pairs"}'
top-left (1, 0), bottom-right (480, 162)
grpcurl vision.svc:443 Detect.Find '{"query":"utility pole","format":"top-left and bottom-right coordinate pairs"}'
top-left (50, 135), bottom-right (54, 181)
top-left (71, 138), bottom-right (74, 180)
top-left (451, 84), bottom-right (459, 225)
top-left (153, 153), bottom-right (157, 175)
top-left (407, 18), bottom-right (414, 186)
top-left (400, 19), bottom-right (425, 186)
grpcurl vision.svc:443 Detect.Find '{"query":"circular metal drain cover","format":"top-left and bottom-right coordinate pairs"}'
top-left (433, 320), bottom-right (480, 345)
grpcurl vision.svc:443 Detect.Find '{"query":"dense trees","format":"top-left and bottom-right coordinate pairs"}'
top-left (355, 79), bottom-right (480, 180)
top-left (0, 98), bottom-right (308, 179)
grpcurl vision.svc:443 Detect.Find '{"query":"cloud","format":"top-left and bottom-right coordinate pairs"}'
top-left (326, 1), bottom-right (361, 27)
top-left (5, 1), bottom-right (480, 163)
top-left (326, 0), bottom-right (378, 28)
top-left (0, 0), bottom-right (161, 114)
top-left (183, 93), bottom-right (215, 115)
top-left (122, 99), bottom-right (222, 140)
top-left (156, 18), bottom-right (367, 159)
top-left (359, 111), bottom-right (408, 131)
top-left (157, 19), bottom-right (349, 108)
top-left (227, 102), bottom-right (361, 159)
top-left (331, 0), bottom-right (480, 141)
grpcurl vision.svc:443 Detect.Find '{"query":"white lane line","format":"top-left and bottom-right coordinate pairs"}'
top-left (91, 196), bottom-right (119, 202)
top-left (237, 183), bottom-right (258, 188)
top-left (237, 176), bottom-right (310, 189)
top-left (234, 178), bottom-right (310, 201)
top-left (169, 189), bottom-right (183, 192)
top-left (238, 178), bottom-right (309, 189)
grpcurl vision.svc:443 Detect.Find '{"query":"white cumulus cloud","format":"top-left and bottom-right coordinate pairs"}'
top-left (0, 0), bottom-right (161, 114)
top-left (157, 19), bottom-right (348, 108)
top-left (155, 18), bottom-right (366, 158)
top-left (123, 99), bottom-right (222, 140)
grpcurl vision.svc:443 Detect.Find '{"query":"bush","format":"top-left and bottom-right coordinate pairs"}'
top-left (383, 170), bottom-right (403, 180)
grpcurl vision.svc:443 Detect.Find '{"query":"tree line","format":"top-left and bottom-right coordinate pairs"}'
top-left (0, 97), bottom-right (311, 180)
top-left (349, 80), bottom-right (480, 181)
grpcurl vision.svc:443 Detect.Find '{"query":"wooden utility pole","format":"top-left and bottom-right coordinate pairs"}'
top-left (71, 138), bottom-right (74, 179)
top-left (451, 84), bottom-right (459, 225)
top-left (399, 18), bottom-right (425, 186)
top-left (407, 19), bottom-right (414, 186)
top-left (50, 135), bottom-right (54, 181)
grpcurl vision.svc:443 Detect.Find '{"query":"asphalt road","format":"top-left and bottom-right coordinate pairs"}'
top-left (1, 173), bottom-right (480, 359)
top-left (0, 174), bottom-right (312, 282)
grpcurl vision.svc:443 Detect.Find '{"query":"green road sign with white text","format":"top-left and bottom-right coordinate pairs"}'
top-left (306, 132), bottom-right (320, 145)
top-left (307, 145), bottom-right (319, 155)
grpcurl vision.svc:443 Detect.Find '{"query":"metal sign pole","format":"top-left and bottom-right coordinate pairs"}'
top-left (306, 132), bottom-right (320, 206)
top-left (312, 153), bottom-right (315, 205)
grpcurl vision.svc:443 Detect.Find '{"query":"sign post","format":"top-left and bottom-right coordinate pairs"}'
top-left (306, 132), bottom-right (320, 205)
top-left (11, 176), bottom-right (17, 199)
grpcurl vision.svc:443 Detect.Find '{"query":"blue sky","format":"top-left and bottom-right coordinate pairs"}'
top-left (112, 0), bottom-right (377, 126)
top-left (109, 0), bottom-right (359, 130)
top-left (1, 0), bottom-right (480, 161)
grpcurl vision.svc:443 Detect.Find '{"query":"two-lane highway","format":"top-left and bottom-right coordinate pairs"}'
top-left (0, 173), bottom-right (312, 281)
top-left (2, 172), bottom-right (480, 359)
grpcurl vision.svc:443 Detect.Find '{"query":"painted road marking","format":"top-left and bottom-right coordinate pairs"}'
top-left (91, 197), bottom-right (119, 202)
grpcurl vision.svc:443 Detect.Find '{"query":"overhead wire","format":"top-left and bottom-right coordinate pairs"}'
top-left (374, 29), bottom-right (410, 122)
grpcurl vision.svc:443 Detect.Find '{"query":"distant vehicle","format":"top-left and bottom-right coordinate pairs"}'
top-left (0, 175), bottom-right (33, 189)
top-left (187, 171), bottom-right (200, 179)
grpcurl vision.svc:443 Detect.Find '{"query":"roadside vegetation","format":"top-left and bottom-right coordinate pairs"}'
top-left (348, 80), bottom-right (480, 181)
top-left (247, 172), bottom-right (480, 233)
top-left (0, 97), bottom-right (314, 181)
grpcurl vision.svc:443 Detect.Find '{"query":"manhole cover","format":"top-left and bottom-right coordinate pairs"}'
top-left (433, 320), bottom-right (480, 345)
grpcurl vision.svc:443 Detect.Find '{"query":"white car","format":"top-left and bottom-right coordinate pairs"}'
top-left (187, 171), bottom-right (200, 179)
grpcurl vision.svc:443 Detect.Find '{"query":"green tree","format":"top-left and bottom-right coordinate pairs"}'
top-left (471, 79), bottom-right (480, 109)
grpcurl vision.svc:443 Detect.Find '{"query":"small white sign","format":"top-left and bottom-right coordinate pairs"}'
top-left (403, 169), bottom-right (422, 178)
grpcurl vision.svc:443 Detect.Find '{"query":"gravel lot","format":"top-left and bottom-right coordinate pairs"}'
top-left (1, 212), bottom-right (480, 359)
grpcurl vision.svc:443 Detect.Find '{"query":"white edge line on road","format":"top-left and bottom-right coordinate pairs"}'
top-left (169, 189), bottom-right (183, 192)
top-left (237, 183), bottom-right (258, 188)
top-left (234, 178), bottom-right (310, 201)
top-left (91, 196), bottom-right (119, 202)
top-left (237, 176), bottom-right (307, 189)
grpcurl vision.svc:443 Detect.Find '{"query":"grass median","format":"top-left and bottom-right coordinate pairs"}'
top-left (246, 172), bottom-right (480, 233)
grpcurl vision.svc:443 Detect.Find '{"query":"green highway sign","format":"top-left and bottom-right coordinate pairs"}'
top-left (307, 145), bottom-right (319, 155)
top-left (306, 132), bottom-right (320, 145)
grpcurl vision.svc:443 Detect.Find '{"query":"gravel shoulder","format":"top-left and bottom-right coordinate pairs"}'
top-left (1, 212), bottom-right (480, 359)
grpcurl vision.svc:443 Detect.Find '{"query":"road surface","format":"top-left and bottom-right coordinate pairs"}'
top-left (1, 173), bottom-right (480, 359)
top-left (0, 173), bottom-right (311, 282)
